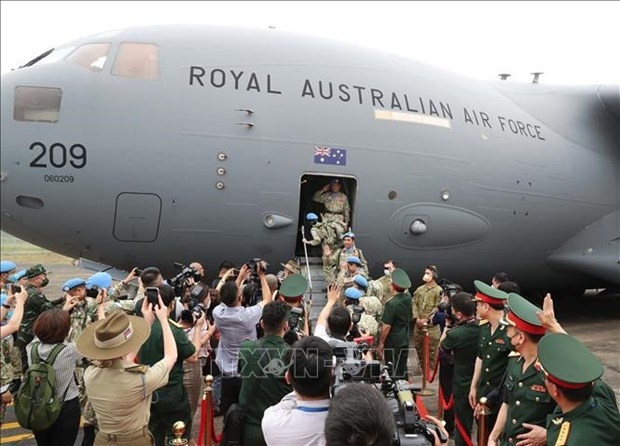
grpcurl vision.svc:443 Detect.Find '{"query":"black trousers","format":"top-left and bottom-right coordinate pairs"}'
top-left (33, 397), bottom-right (81, 446)
top-left (220, 375), bottom-right (242, 417)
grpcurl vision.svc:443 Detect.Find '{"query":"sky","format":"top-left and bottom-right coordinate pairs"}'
top-left (1, 1), bottom-right (619, 85)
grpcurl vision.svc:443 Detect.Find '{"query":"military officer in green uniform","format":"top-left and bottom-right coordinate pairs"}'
top-left (439, 292), bottom-right (480, 446)
top-left (138, 284), bottom-right (201, 446)
top-left (469, 280), bottom-right (511, 435)
top-left (239, 279), bottom-right (300, 444)
top-left (378, 269), bottom-right (412, 380)
top-left (411, 265), bottom-right (442, 373)
top-left (488, 293), bottom-right (556, 446)
top-left (538, 333), bottom-right (620, 446)
top-left (313, 178), bottom-right (351, 226)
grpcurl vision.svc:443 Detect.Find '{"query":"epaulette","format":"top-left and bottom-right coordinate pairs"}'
top-left (554, 421), bottom-right (570, 446)
top-left (125, 364), bottom-right (149, 374)
top-left (479, 319), bottom-right (489, 326)
top-left (169, 319), bottom-right (182, 328)
top-left (508, 351), bottom-right (521, 357)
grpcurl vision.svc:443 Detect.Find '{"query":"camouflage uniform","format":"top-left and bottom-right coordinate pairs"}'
top-left (15, 284), bottom-right (55, 373)
top-left (327, 247), bottom-right (369, 283)
top-left (108, 281), bottom-right (141, 314)
top-left (371, 276), bottom-right (394, 305)
top-left (411, 283), bottom-right (442, 371)
top-left (349, 295), bottom-right (383, 338)
top-left (306, 220), bottom-right (347, 252)
top-left (313, 190), bottom-right (350, 226)
top-left (68, 298), bottom-right (100, 430)
top-left (1, 336), bottom-right (14, 424)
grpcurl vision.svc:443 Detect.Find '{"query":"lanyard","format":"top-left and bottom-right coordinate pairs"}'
top-left (296, 406), bottom-right (329, 413)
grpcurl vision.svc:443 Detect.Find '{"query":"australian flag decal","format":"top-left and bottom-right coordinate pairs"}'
top-left (314, 146), bottom-right (347, 166)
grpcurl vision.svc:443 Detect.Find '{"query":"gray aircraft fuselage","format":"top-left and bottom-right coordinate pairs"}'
top-left (1, 25), bottom-right (619, 291)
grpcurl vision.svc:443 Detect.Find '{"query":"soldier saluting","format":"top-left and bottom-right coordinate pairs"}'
top-left (313, 179), bottom-right (350, 226)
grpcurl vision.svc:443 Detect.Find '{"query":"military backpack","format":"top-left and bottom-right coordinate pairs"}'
top-left (15, 342), bottom-right (70, 431)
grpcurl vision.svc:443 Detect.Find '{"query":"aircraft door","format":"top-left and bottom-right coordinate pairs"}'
top-left (113, 192), bottom-right (162, 242)
top-left (296, 174), bottom-right (357, 257)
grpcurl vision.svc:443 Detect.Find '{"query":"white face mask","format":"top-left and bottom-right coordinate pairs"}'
top-left (384, 269), bottom-right (391, 276)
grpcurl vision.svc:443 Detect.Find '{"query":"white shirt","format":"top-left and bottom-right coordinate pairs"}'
top-left (262, 391), bottom-right (329, 446)
top-left (212, 303), bottom-right (262, 375)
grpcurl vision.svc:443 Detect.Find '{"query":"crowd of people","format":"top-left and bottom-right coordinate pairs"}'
top-left (0, 179), bottom-right (617, 446)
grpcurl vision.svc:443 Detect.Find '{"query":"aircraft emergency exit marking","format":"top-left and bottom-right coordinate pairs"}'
top-left (188, 67), bottom-right (546, 141)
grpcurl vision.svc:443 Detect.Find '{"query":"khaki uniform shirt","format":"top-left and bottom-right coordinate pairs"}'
top-left (412, 283), bottom-right (442, 321)
top-left (313, 190), bottom-right (350, 225)
top-left (84, 359), bottom-right (169, 434)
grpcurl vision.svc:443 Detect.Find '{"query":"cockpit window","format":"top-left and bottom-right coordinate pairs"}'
top-left (111, 43), bottom-right (160, 80)
top-left (66, 43), bottom-right (111, 71)
top-left (14, 86), bottom-right (62, 123)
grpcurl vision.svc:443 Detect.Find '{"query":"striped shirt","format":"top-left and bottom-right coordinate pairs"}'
top-left (27, 340), bottom-right (82, 402)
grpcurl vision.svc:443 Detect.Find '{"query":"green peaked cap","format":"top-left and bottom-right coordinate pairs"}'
top-left (473, 280), bottom-right (508, 302)
top-left (279, 274), bottom-right (308, 298)
top-left (538, 332), bottom-right (603, 386)
top-left (391, 268), bottom-right (411, 289)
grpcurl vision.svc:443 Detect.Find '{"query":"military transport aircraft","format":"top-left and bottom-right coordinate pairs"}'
top-left (1, 25), bottom-right (618, 296)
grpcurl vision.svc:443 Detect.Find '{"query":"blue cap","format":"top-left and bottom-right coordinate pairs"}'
top-left (62, 278), bottom-right (86, 292)
top-left (353, 275), bottom-right (368, 290)
top-left (306, 212), bottom-right (319, 222)
top-left (86, 272), bottom-right (112, 290)
top-left (344, 287), bottom-right (363, 300)
top-left (342, 232), bottom-right (355, 239)
top-left (0, 261), bottom-right (17, 274)
top-left (8, 269), bottom-right (27, 283)
top-left (347, 256), bottom-right (361, 265)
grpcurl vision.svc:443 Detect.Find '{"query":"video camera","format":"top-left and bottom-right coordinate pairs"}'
top-left (329, 340), bottom-right (446, 445)
top-left (380, 367), bottom-right (448, 445)
top-left (169, 262), bottom-right (202, 296)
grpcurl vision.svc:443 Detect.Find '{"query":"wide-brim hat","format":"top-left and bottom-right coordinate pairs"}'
top-left (76, 311), bottom-right (150, 360)
top-left (538, 333), bottom-right (603, 389)
top-left (473, 280), bottom-right (508, 305)
top-left (391, 268), bottom-right (412, 289)
top-left (280, 260), bottom-right (301, 274)
top-left (500, 293), bottom-right (545, 335)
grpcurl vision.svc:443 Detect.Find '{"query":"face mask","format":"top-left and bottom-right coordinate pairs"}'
top-left (423, 273), bottom-right (431, 282)
top-left (41, 277), bottom-right (49, 287)
top-left (384, 269), bottom-right (390, 276)
top-left (507, 332), bottom-right (520, 352)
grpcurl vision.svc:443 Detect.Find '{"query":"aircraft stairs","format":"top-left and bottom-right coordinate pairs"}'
top-left (297, 255), bottom-right (329, 330)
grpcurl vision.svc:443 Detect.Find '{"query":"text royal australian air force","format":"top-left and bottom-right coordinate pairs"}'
top-left (188, 67), bottom-right (546, 141)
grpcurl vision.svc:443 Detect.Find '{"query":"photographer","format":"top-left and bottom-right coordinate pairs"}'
top-left (212, 262), bottom-right (272, 415)
top-left (314, 284), bottom-right (350, 343)
top-left (262, 336), bottom-right (333, 445)
top-left (439, 292), bottom-right (479, 446)
top-left (279, 274), bottom-right (310, 344)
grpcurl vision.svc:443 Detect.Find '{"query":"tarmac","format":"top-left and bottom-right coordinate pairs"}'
top-left (1, 232), bottom-right (618, 445)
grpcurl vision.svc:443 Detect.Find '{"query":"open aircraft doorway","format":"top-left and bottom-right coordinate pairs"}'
top-left (295, 174), bottom-right (357, 257)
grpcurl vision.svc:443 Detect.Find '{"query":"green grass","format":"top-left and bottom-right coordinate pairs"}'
top-left (1, 231), bottom-right (72, 264)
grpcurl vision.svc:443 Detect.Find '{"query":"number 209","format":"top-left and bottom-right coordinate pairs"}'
top-left (29, 142), bottom-right (87, 169)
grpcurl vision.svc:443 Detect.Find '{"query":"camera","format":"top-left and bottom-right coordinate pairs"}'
top-left (330, 341), bottom-right (442, 445)
top-left (86, 287), bottom-right (100, 299)
top-left (349, 304), bottom-right (364, 325)
top-left (169, 262), bottom-right (202, 296)
top-left (247, 258), bottom-right (268, 283)
top-left (11, 284), bottom-right (22, 294)
top-left (283, 307), bottom-right (304, 345)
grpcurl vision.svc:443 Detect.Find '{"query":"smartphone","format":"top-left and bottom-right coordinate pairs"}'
top-left (135, 267), bottom-right (143, 276)
top-left (145, 287), bottom-right (159, 308)
top-left (11, 284), bottom-right (22, 294)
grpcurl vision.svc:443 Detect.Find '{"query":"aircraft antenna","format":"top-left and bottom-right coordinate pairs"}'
top-left (498, 73), bottom-right (511, 80)
top-left (530, 72), bottom-right (544, 84)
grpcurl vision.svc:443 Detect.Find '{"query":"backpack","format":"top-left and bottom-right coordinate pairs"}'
top-left (15, 342), bottom-right (70, 431)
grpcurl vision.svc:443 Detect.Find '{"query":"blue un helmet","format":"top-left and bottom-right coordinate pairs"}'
top-left (306, 212), bottom-right (319, 222)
